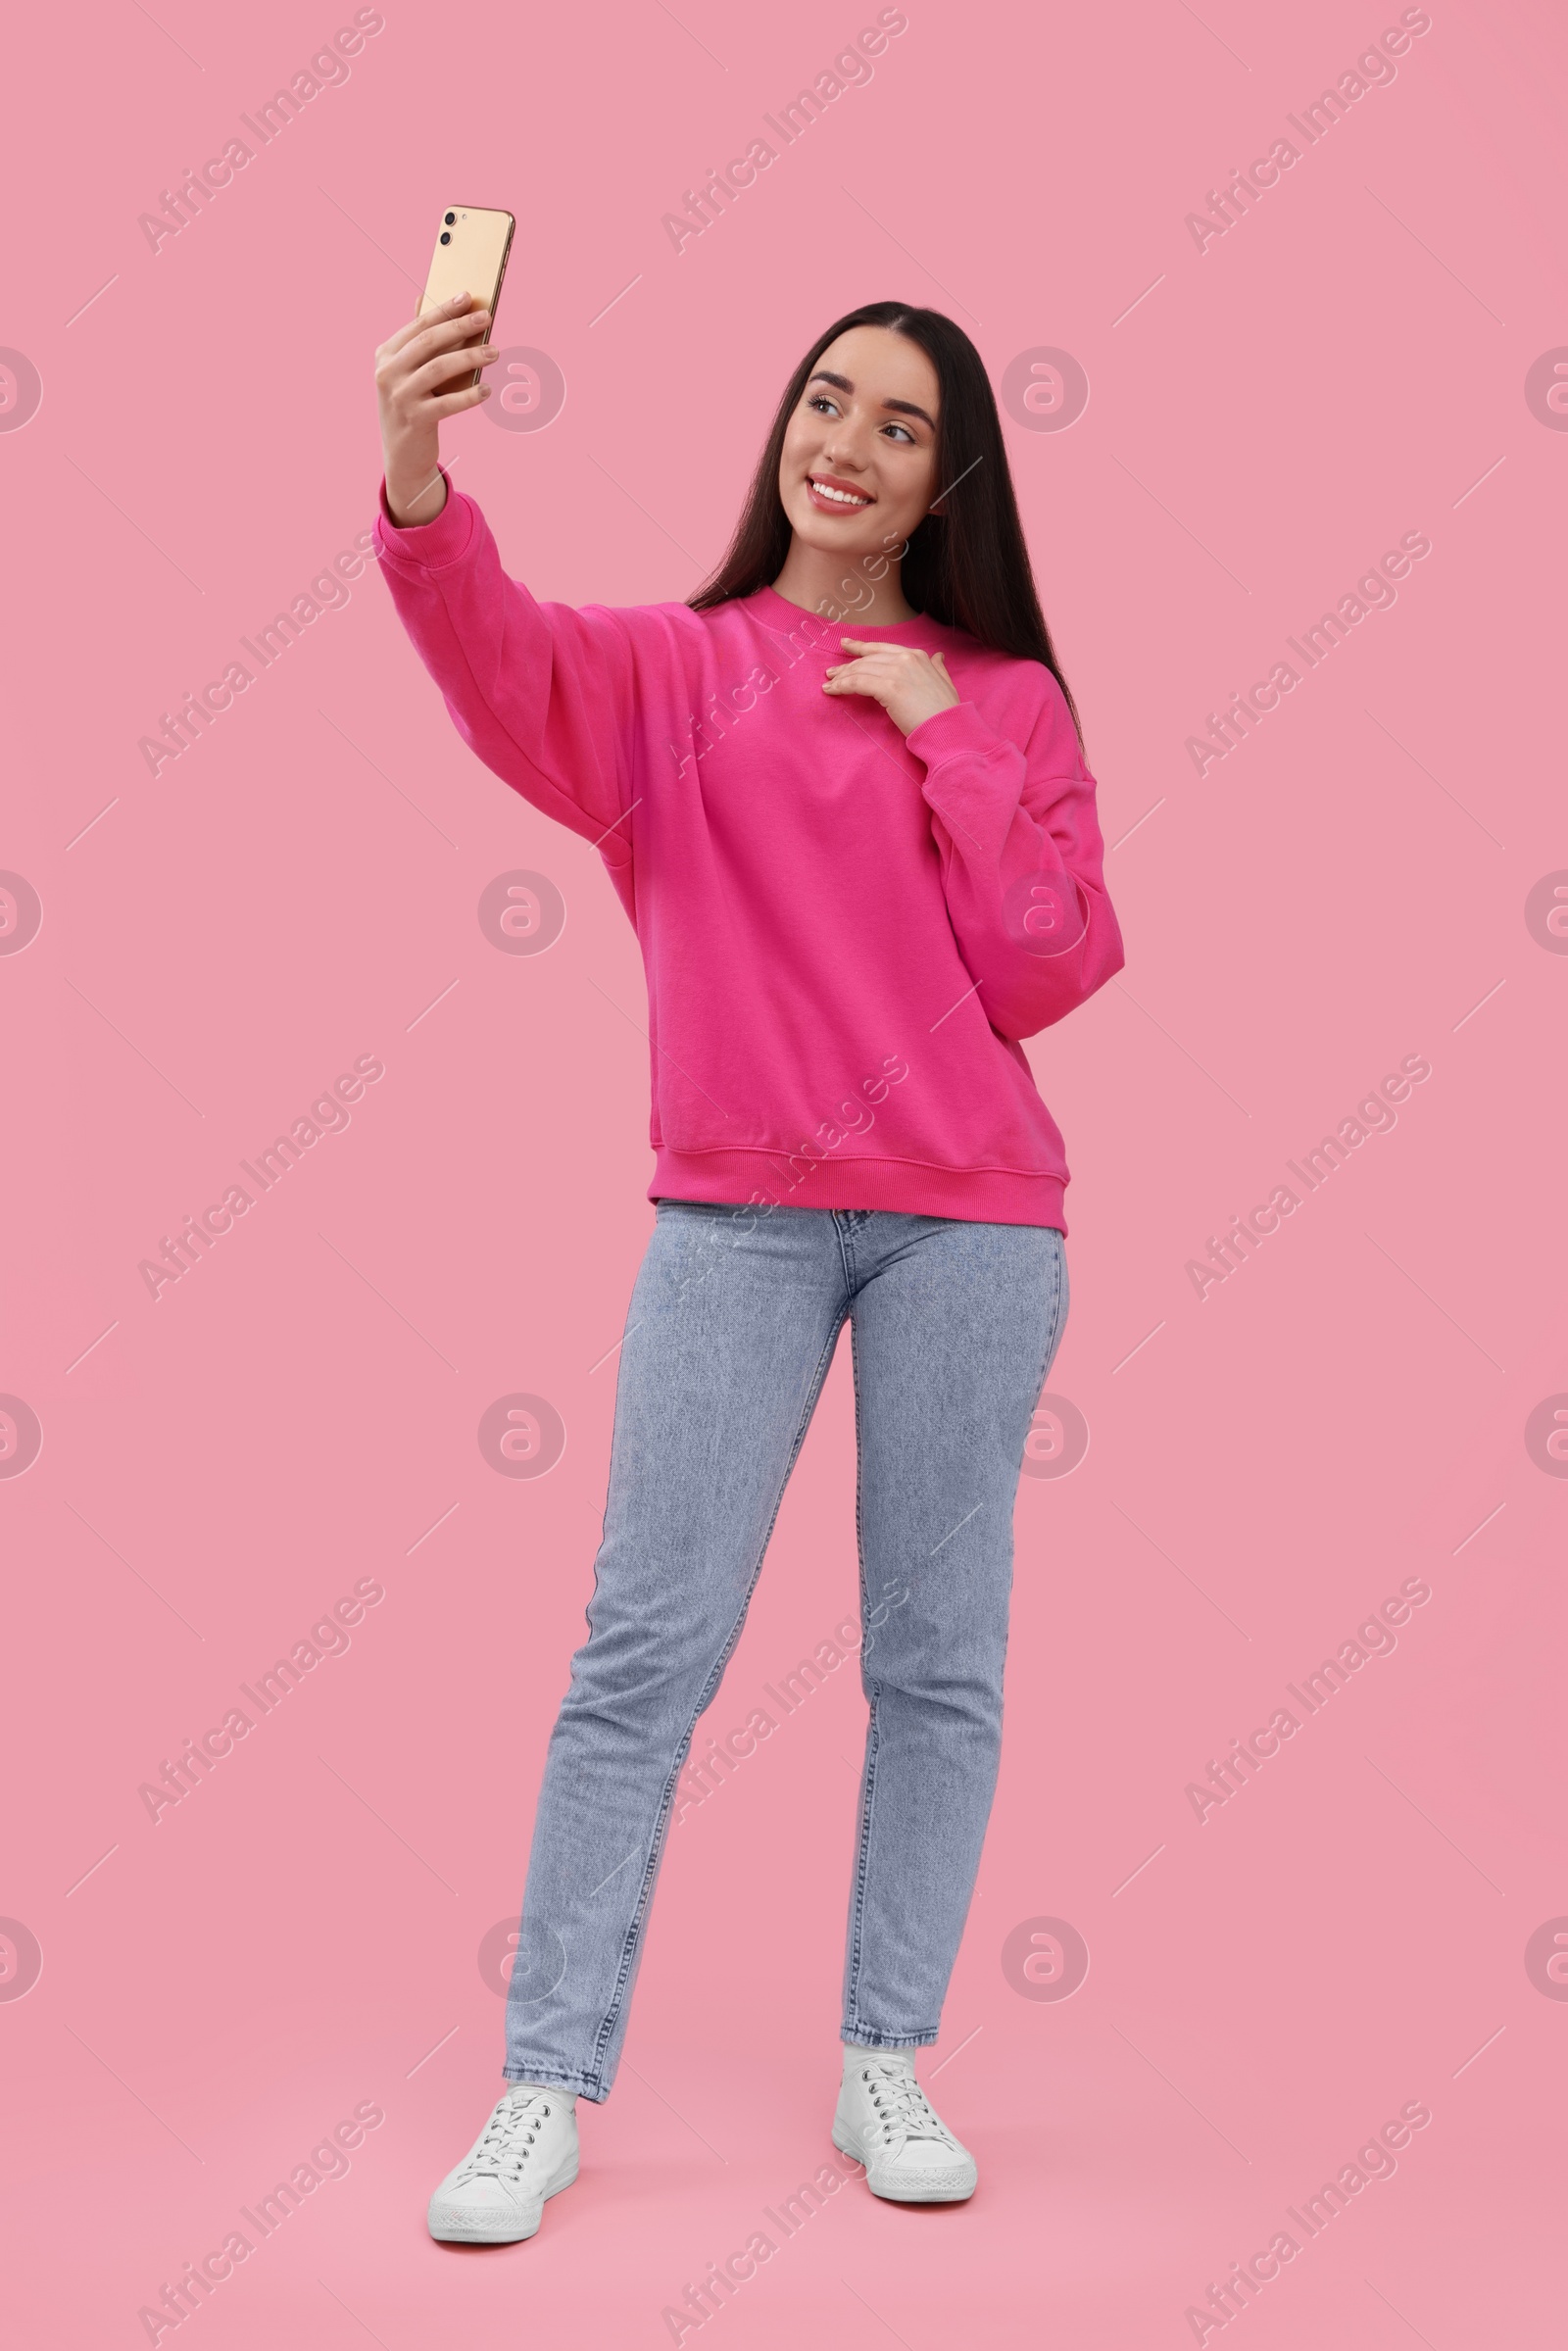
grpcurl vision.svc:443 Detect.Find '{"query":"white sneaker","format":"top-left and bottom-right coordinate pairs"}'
top-left (832, 2049), bottom-right (977, 2203)
top-left (426, 2084), bottom-right (579, 2243)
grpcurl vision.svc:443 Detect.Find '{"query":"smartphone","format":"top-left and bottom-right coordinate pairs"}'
top-left (417, 206), bottom-right (515, 389)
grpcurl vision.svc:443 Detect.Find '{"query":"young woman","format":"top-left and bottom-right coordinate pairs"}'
top-left (372, 297), bottom-right (1124, 2243)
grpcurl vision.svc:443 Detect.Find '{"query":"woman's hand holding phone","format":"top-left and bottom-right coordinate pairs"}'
top-left (375, 295), bottom-right (499, 528)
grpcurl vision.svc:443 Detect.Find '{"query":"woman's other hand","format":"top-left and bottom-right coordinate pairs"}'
top-left (823, 640), bottom-right (961, 736)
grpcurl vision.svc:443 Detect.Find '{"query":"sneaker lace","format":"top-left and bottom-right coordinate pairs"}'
top-left (464, 2091), bottom-right (554, 2181)
top-left (856, 2061), bottom-right (954, 2150)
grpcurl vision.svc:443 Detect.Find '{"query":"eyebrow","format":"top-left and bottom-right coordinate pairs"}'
top-left (808, 369), bottom-right (936, 431)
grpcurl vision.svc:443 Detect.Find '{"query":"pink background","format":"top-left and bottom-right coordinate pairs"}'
top-left (3, 0), bottom-right (1565, 2342)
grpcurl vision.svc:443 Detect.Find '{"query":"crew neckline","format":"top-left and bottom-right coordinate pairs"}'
top-left (745, 582), bottom-right (956, 643)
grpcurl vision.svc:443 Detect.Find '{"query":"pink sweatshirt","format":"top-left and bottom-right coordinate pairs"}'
top-left (374, 480), bottom-right (1124, 1232)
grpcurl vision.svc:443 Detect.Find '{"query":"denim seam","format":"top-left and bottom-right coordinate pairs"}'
top-left (833, 1208), bottom-right (858, 1290)
top-left (1027, 1242), bottom-right (1068, 1455)
top-left (499, 2065), bottom-right (604, 2095)
top-left (843, 1311), bottom-right (883, 2036)
top-left (993, 1237), bottom-right (1068, 1713)
top-left (580, 1296), bottom-right (852, 2096)
top-left (843, 1228), bottom-right (1065, 2045)
top-left (837, 2028), bottom-right (940, 2049)
top-left (845, 1733), bottom-right (880, 2035)
top-left (505, 1271), bottom-right (647, 2091)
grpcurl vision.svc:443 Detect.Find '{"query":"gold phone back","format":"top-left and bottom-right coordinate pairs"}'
top-left (417, 207), bottom-right (514, 383)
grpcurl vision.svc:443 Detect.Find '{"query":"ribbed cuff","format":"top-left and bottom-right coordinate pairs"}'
top-left (373, 470), bottom-right (474, 569)
top-left (905, 700), bottom-right (1001, 764)
top-left (906, 702), bottom-right (1042, 867)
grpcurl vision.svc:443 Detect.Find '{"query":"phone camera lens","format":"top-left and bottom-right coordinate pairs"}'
top-left (439, 231), bottom-right (451, 245)
top-left (444, 212), bottom-right (456, 225)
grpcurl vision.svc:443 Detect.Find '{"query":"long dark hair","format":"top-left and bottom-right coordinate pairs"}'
top-left (690, 300), bottom-right (1081, 740)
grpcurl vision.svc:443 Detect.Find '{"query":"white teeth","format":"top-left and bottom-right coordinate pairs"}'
top-left (811, 478), bottom-right (870, 506)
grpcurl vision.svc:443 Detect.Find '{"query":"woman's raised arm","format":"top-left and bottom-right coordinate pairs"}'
top-left (374, 292), bottom-right (498, 526)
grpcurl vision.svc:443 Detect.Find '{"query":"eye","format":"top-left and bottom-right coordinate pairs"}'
top-left (807, 394), bottom-right (841, 417)
top-left (881, 421), bottom-right (916, 443)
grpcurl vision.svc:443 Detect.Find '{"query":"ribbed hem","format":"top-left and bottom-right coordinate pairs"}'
top-left (650, 1146), bottom-right (1066, 1233)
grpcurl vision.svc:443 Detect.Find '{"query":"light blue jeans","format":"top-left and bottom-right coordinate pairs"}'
top-left (505, 1200), bottom-right (1068, 2098)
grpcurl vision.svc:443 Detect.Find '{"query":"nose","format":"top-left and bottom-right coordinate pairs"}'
top-left (820, 420), bottom-right (870, 474)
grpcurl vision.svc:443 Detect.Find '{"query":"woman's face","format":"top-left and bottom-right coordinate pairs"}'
top-left (777, 325), bottom-right (942, 563)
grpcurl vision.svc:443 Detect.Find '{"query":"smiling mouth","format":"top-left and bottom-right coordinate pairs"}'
top-left (807, 474), bottom-right (874, 510)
